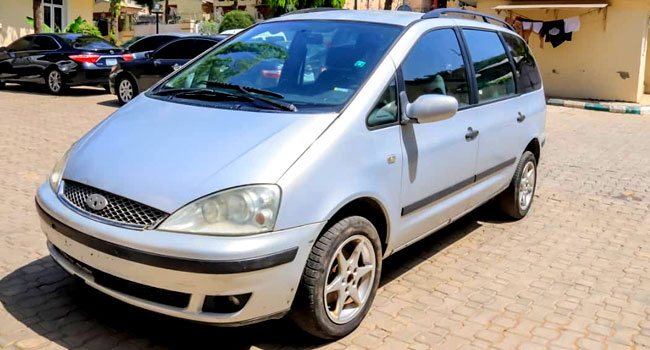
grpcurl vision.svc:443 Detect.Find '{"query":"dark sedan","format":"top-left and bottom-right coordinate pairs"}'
top-left (110, 35), bottom-right (226, 105)
top-left (0, 33), bottom-right (129, 94)
top-left (122, 33), bottom-right (192, 60)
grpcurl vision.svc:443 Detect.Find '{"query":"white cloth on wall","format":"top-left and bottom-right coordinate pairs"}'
top-left (564, 16), bottom-right (581, 33)
top-left (522, 21), bottom-right (532, 30)
top-left (532, 22), bottom-right (543, 33)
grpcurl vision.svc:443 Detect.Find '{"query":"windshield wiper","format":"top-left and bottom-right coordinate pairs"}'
top-left (200, 81), bottom-right (297, 112)
top-left (153, 88), bottom-right (251, 101)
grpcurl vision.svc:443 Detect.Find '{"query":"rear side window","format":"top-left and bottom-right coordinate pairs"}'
top-left (8, 37), bottom-right (32, 51)
top-left (502, 33), bottom-right (542, 94)
top-left (401, 29), bottom-right (470, 107)
top-left (155, 39), bottom-right (201, 59)
top-left (32, 36), bottom-right (59, 51)
top-left (129, 36), bottom-right (177, 52)
top-left (462, 29), bottom-right (515, 103)
top-left (192, 39), bottom-right (217, 56)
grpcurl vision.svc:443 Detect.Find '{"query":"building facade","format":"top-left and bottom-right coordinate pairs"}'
top-left (1, 0), bottom-right (94, 46)
top-left (476, 0), bottom-right (650, 103)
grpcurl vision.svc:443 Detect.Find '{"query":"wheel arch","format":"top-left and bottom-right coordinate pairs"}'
top-left (324, 196), bottom-right (390, 255)
top-left (116, 71), bottom-right (140, 93)
top-left (525, 137), bottom-right (541, 163)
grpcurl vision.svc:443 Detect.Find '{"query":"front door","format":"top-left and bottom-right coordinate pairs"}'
top-left (396, 28), bottom-right (479, 249)
top-left (0, 36), bottom-right (33, 80)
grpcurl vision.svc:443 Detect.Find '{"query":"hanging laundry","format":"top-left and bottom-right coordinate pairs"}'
top-left (564, 16), bottom-right (581, 33)
top-left (540, 20), bottom-right (572, 48)
top-left (532, 22), bottom-right (543, 34)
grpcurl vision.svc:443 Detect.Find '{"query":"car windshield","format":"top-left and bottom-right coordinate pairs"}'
top-left (157, 20), bottom-right (403, 112)
top-left (61, 34), bottom-right (118, 50)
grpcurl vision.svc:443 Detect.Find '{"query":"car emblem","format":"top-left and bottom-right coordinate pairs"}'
top-left (86, 194), bottom-right (109, 211)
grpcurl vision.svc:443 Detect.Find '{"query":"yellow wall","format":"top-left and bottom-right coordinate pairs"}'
top-left (0, 1), bottom-right (34, 46)
top-left (477, 0), bottom-right (650, 103)
top-left (0, 0), bottom-right (94, 47)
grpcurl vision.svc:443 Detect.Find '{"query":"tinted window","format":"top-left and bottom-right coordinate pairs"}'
top-left (502, 33), bottom-right (542, 94)
top-left (8, 37), bottom-right (32, 51)
top-left (463, 29), bottom-right (515, 103)
top-left (161, 21), bottom-right (402, 112)
top-left (401, 29), bottom-right (470, 107)
top-left (32, 36), bottom-right (59, 51)
top-left (368, 76), bottom-right (398, 127)
top-left (129, 36), bottom-right (177, 52)
top-left (61, 34), bottom-right (118, 50)
top-left (192, 39), bottom-right (218, 56)
top-left (154, 39), bottom-right (198, 59)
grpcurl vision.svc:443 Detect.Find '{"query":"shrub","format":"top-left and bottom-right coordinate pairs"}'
top-left (198, 20), bottom-right (219, 36)
top-left (219, 10), bottom-right (254, 33)
top-left (65, 16), bottom-right (102, 37)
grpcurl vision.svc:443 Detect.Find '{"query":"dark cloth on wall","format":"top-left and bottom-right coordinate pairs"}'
top-left (540, 20), bottom-right (572, 48)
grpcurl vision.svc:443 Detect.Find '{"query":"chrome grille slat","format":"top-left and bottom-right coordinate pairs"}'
top-left (62, 181), bottom-right (168, 228)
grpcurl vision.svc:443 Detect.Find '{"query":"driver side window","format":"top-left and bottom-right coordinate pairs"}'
top-left (367, 76), bottom-right (398, 128)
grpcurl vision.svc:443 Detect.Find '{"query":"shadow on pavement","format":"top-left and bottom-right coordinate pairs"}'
top-left (0, 83), bottom-right (108, 97)
top-left (96, 99), bottom-right (121, 108)
top-left (0, 203), bottom-right (503, 349)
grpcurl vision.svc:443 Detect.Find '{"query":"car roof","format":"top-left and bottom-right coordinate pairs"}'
top-left (266, 9), bottom-right (423, 27)
top-left (171, 35), bottom-right (227, 41)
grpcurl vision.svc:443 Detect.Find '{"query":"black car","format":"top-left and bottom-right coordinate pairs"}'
top-left (122, 33), bottom-right (193, 60)
top-left (0, 33), bottom-right (128, 94)
top-left (110, 35), bottom-right (227, 105)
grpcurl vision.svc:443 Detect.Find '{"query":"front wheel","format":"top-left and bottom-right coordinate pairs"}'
top-left (497, 151), bottom-right (537, 219)
top-left (290, 216), bottom-right (382, 339)
top-left (116, 76), bottom-right (137, 105)
top-left (45, 68), bottom-right (66, 95)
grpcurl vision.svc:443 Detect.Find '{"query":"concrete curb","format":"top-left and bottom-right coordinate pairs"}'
top-left (547, 98), bottom-right (650, 115)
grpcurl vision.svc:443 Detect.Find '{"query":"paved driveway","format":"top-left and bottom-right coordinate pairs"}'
top-left (1, 84), bottom-right (650, 350)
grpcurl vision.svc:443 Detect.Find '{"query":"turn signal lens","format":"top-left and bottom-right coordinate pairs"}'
top-left (122, 53), bottom-right (134, 61)
top-left (69, 54), bottom-right (101, 63)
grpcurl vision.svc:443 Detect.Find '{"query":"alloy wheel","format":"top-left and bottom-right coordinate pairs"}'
top-left (518, 161), bottom-right (536, 211)
top-left (119, 79), bottom-right (133, 103)
top-left (48, 70), bottom-right (62, 92)
top-left (324, 234), bottom-right (376, 324)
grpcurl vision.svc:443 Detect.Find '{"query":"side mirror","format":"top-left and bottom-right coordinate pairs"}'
top-left (405, 94), bottom-right (458, 124)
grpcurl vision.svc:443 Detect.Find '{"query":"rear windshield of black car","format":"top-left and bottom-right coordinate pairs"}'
top-left (60, 34), bottom-right (118, 50)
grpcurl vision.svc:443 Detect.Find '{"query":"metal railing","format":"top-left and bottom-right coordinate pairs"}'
top-left (421, 8), bottom-right (515, 31)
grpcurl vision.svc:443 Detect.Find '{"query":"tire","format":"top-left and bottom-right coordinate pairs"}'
top-left (116, 76), bottom-right (137, 105)
top-left (290, 216), bottom-right (382, 339)
top-left (0, 80), bottom-right (5, 89)
top-left (497, 151), bottom-right (537, 219)
top-left (45, 68), bottom-right (67, 95)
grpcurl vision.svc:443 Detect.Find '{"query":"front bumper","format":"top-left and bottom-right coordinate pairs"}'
top-left (36, 183), bottom-right (324, 324)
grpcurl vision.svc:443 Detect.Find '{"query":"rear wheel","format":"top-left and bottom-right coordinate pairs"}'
top-left (0, 80), bottom-right (5, 89)
top-left (290, 216), bottom-right (382, 339)
top-left (117, 76), bottom-right (137, 105)
top-left (497, 151), bottom-right (537, 219)
top-left (45, 68), bottom-right (66, 95)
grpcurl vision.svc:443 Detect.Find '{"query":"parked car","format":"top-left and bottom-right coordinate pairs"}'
top-left (109, 35), bottom-right (227, 105)
top-left (122, 33), bottom-right (191, 60)
top-left (36, 9), bottom-right (546, 340)
top-left (0, 33), bottom-right (128, 94)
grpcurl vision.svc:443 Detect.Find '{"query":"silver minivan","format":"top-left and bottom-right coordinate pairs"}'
top-left (36, 9), bottom-right (546, 339)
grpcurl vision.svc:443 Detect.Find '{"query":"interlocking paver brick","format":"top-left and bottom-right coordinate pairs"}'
top-left (3, 90), bottom-right (650, 350)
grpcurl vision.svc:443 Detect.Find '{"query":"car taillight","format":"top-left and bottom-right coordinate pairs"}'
top-left (261, 69), bottom-right (282, 79)
top-left (69, 54), bottom-right (101, 63)
top-left (122, 53), bottom-right (134, 61)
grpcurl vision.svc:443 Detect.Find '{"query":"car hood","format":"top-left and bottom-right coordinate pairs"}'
top-left (63, 95), bottom-right (337, 213)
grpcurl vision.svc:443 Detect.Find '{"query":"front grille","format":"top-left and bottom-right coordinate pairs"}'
top-left (62, 180), bottom-right (168, 228)
top-left (54, 245), bottom-right (190, 308)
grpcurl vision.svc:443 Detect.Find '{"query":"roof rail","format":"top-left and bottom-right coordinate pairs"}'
top-left (421, 8), bottom-right (515, 31)
top-left (280, 8), bottom-right (345, 16)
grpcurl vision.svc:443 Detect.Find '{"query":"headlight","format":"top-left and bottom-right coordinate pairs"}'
top-left (158, 185), bottom-right (281, 236)
top-left (49, 147), bottom-right (72, 193)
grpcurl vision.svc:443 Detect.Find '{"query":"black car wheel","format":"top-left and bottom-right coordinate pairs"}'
top-left (45, 68), bottom-right (66, 95)
top-left (117, 76), bottom-right (137, 105)
top-left (0, 80), bottom-right (5, 89)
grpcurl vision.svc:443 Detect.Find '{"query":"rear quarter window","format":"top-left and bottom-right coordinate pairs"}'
top-left (502, 33), bottom-right (542, 94)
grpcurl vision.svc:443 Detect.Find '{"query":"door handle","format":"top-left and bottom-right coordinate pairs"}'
top-left (465, 127), bottom-right (479, 141)
top-left (517, 112), bottom-right (526, 123)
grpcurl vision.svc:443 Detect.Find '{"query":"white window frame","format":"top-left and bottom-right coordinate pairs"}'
top-left (43, 0), bottom-right (68, 31)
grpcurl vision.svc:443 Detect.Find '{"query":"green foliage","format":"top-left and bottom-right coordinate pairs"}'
top-left (218, 11), bottom-right (254, 33)
top-left (64, 16), bottom-right (102, 37)
top-left (268, 0), bottom-right (343, 16)
top-left (198, 20), bottom-right (219, 36)
top-left (26, 16), bottom-right (53, 33)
